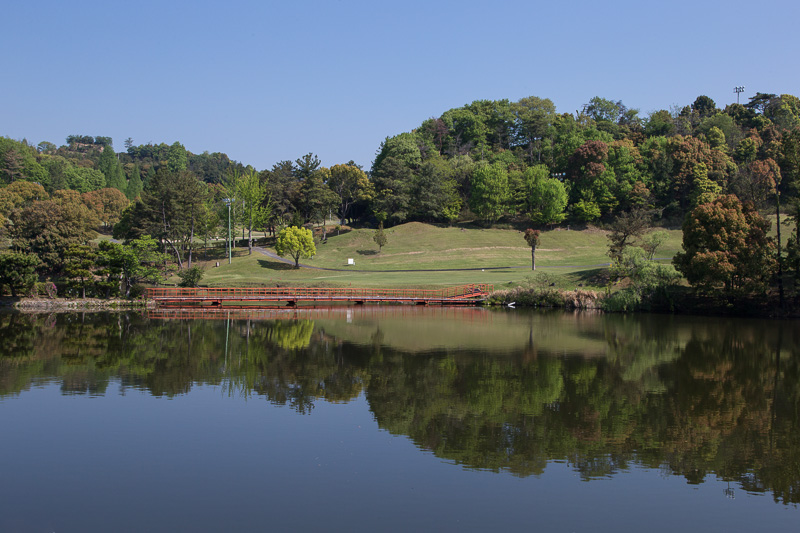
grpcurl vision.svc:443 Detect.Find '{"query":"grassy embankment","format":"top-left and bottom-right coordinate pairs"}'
top-left (187, 222), bottom-right (684, 290)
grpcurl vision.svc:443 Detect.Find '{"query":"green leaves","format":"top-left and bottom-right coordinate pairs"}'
top-left (0, 251), bottom-right (39, 297)
top-left (469, 162), bottom-right (509, 224)
top-left (275, 226), bottom-right (316, 268)
top-left (177, 266), bottom-right (204, 288)
top-left (97, 235), bottom-right (166, 297)
top-left (525, 165), bottom-right (567, 226)
top-left (373, 221), bottom-right (388, 252)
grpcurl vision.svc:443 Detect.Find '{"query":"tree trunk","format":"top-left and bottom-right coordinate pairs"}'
top-left (161, 202), bottom-right (183, 269)
top-left (188, 213), bottom-right (195, 269)
top-left (531, 245), bottom-right (536, 271)
top-left (340, 200), bottom-right (348, 226)
top-left (166, 238), bottom-right (183, 269)
top-left (248, 209), bottom-right (253, 255)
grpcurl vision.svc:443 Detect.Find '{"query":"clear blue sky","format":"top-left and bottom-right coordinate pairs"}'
top-left (3, 0), bottom-right (798, 172)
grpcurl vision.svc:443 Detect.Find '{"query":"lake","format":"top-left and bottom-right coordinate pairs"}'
top-left (1, 307), bottom-right (798, 532)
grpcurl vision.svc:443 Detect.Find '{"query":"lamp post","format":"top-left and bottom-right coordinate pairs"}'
top-left (734, 86), bottom-right (745, 104)
top-left (223, 198), bottom-right (232, 264)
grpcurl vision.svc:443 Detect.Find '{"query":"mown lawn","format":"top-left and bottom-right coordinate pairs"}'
top-left (181, 222), bottom-right (684, 290)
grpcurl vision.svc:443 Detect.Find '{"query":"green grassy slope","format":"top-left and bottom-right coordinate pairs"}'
top-left (193, 222), bottom-right (684, 289)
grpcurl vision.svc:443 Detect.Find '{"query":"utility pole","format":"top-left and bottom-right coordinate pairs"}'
top-left (224, 198), bottom-right (232, 264)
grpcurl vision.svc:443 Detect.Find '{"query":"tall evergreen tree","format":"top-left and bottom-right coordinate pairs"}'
top-left (97, 146), bottom-right (126, 194)
top-left (144, 165), bottom-right (156, 190)
top-left (127, 164), bottom-right (143, 200)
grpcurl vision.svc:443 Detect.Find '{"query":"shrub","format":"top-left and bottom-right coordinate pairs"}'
top-left (177, 266), bottom-right (204, 288)
top-left (601, 289), bottom-right (642, 312)
top-left (489, 287), bottom-right (601, 309)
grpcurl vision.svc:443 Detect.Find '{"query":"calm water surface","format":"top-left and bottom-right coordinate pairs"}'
top-left (0, 307), bottom-right (798, 532)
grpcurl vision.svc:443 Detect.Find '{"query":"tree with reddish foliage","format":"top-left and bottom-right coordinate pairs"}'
top-left (674, 195), bottom-right (774, 296)
top-left (524, 229), bottom-right (541, 270)
top-left (664, 135), bottom-right (734, 209)
top-left (748, 158), bottom-right (784, 303)
top-left (81, 187), bottom-right (129, 230)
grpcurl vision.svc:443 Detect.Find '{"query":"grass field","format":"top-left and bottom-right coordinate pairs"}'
top-left (185, 222), bottom-right (684, 290)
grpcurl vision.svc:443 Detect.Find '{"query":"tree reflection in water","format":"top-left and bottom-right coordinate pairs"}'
top-left (1, 308), bottom-right (798, 505)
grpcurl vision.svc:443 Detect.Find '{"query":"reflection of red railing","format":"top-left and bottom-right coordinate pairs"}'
top-left (147, 305), bottom-right (493, 322)
top-left (145, 284), bottom-right (493, 306)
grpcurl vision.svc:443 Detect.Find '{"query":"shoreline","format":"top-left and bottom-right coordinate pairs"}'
top-left (1, 297), bottom-right (155, 312)
top-left (2, 292), bottom-right (798, 319)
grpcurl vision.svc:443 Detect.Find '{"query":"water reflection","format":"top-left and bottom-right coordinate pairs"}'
top-left (1, 307), bottom-right (798, 505)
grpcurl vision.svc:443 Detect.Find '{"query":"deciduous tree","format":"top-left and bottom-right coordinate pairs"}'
top-left (10, 192), bottom-right (98, 274)
top-left (275, 226), bottom-right (316, 268)
top-left (607, 208), bottom-right (652, 264)
top-left (674, 195), bottom-right (774, 295)
top-left (0, 181), bottom-right (48, 224)
top-left (327, 163), bottom-right (372, 225)
top-left (81, 188), bottom-right (129, 230)
top-left (513, 96), bottom-right (556, 164)
top-left (525, 165), bottom-right (567, 226)
top-left (167, 141), bottom-right (188, 172)
top-left (567, 140), bottom-right (617, 217)
top-left (469, 162), bottom-right (509, 224)
top-left (234, 168), bottom-right (271, 254)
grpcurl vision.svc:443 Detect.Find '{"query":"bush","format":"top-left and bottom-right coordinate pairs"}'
top-left (177, 266), bottom-right (204, 288)
top-left (601, 289), bottom-right (642, 312)
top-left (489, 287), bottom-right (601, 309)
top-left (610, 247), bottom-right (681, 310)
top-left (523, 272), bottom-right (560, 290)
top-left (29, 281), bottom-right (57, 298)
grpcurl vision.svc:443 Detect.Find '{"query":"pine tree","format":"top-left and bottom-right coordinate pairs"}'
top-left (127, 165), bottom-right (143, 200)
top-left (97, 146), bottom-right (126, 194)
top-left (63, 244), bottom-right (96, 298)
top-left (144, 165), bottom-right (156, 190)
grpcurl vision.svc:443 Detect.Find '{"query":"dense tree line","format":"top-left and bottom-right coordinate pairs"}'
top-left (371, 93), bottom-right (800, 226)
top-left (2, 90), bottom-right (800, 301)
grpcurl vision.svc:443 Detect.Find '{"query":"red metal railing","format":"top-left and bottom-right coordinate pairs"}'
top-left (145, 284), bottom-right (493, 302)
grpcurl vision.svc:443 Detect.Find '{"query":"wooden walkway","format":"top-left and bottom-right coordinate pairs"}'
top-left (145, 284), bottom-right (493, 308)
